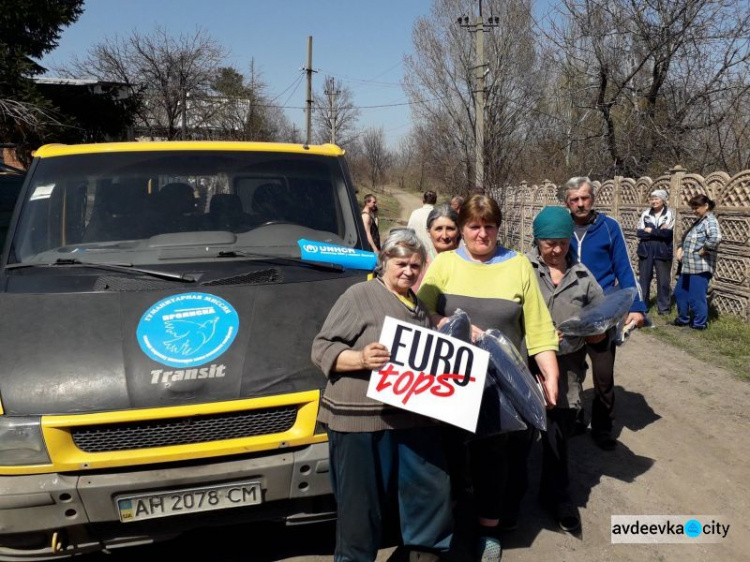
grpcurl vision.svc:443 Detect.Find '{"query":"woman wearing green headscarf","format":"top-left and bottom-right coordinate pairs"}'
top-left (525, 206), bottom-right (605, 533)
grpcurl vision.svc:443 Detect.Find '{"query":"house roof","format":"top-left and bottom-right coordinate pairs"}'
top-left (35, 77), bottom-right (130, 88)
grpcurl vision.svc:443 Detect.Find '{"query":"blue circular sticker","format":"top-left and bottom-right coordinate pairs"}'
top-left (137, 292), bottom-right (239, 368)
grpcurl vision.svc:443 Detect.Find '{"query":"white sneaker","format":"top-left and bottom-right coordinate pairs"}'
top-left (477, 536), bottom-right (502, 561)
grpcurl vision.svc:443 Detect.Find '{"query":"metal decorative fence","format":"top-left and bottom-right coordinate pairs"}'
top-left (493, 166), bottom-right (750, 320)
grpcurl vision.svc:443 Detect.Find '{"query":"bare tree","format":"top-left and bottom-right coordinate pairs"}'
top-left (0, 99), bottom-right (61, 132)
top-left (403, 0), bottom-right (544, 192)
top-left (361, 127), bottom-right (391, 188)
top-left (706, 89), bottom-right (750, 171)
top-left (549, 0), bottom-right (750, 177)
top-left (312, 76), bottom-right (360, 148)
top-left (62, 26), bottom-right (227, 139)
top-left (392, 134), bottom-right (418, 190)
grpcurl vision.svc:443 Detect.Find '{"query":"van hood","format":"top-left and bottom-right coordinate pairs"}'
top-left (0, 275), bottom-right (362, 415)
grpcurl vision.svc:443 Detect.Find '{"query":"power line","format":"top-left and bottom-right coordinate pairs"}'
top-left (370, 60), bottom-right (404, 81)
top-left (280, 74), bottom-right (305, 110)
top-left (316, 68), bottom-right (403, 88)
top-left (358, 98), bottom-right (440, 109)
top-left (268, 71), bottom-right (305, 104)
top-left (235, 96), bottom-right (441, 111)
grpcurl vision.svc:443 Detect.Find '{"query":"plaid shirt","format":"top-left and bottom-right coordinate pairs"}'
top-left (681, 213), bottom-right (722, 275)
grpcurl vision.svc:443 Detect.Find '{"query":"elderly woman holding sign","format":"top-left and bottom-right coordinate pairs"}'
top-left (418, 194), bottom-right (559, 560)
top-left (311, 229), bottom-right (452, 562)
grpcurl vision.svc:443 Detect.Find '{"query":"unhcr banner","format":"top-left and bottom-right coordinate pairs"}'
top-left (298, 239), bottom-right (377, 270)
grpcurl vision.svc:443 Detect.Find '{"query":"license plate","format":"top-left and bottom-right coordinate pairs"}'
top-left (116, 481), bottom-right (262, 523)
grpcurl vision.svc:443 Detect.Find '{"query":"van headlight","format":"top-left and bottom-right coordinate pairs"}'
top-left (0, 417), bottom-right (51, 465)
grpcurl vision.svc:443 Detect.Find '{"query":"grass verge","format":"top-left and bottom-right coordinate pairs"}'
top-left (645, 309), bottom-right (750, 382)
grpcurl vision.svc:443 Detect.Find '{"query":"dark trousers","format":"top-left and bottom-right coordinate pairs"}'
top-left (674, 272), bottom-right (711, 328)
top-left (638, 255), bottom-right (672, 313)
top-left (540, 409), bottom-right (577, 505)
top-left (586, 337), bottom-right (616, 434)
top-left (467, 429), bottom-right (535, 521)
top-left (441, 424), bottom-right (470, 501)
top-left (327, 427), bottom-right (453, 562)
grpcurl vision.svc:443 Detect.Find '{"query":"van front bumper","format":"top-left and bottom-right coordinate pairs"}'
top-left (0, 443), bottom-right (333, 560)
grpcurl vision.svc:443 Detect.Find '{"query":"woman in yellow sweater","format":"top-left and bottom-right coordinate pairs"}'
top-left (418, 194), bottom-right (559, 561)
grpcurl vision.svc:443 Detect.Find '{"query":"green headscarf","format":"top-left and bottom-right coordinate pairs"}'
top-left (533, 206), bottom-right (574, 239)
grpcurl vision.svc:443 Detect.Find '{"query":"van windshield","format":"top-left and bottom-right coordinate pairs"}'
top-left (10, 150), bottom-right (359, 266)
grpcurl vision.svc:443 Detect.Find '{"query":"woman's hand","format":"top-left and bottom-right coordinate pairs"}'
top-left (470, 324), bottom-right (484, 343)
top-left (533, 350), bottom-right (559, 409)
top-left (359, 343), bottom-right (391, 370)
top-left (676, 247), bottom-right (683, 262)
top-left (556, 329), bottom-right (564, 343)
top-left (626, 312), bottom-right (645, 329)
top-left (433, 315), bottom-right (448, 329)
top-left (537, 372), bottom-right (559, 409)
top-left (332, 344), bottom-right (391, 372)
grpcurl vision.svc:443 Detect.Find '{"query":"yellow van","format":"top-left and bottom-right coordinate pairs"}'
top-left (0, 141), bottom-right (369, 558)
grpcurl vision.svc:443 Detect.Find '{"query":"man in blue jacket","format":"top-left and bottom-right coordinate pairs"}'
top-left (565, 177), bottom-right (646, 450)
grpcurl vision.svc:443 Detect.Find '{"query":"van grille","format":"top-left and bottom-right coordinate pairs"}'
top-left (71, 406), bottom-right (298, 453)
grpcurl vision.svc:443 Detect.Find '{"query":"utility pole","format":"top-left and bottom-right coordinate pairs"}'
top-left (324, 76), bottom-right (341, 144)
top-left (181, 86), bottom-right (187, 140)
top-left (304, 36), bottom-right (314, 146)
top-left (248, 58), bottom-right (256, 139)
top-left (459, 0), bottom-right (499, 190)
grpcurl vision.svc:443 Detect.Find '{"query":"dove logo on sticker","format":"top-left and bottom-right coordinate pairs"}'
top-left (137, 293), bottom-right (239, 368)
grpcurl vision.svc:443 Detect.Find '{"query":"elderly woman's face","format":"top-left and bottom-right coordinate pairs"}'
top-left (538, 238), bottom-right (570, 267)
top-left (429, 217), bottom-right (460, 253)
top-left (383, 252), bottom-right (423, 294)
top-left (649, 196), bottom-right (665, 211)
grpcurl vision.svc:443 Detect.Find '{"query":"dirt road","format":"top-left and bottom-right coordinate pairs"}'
top-left (494, 329), bottom-right (750, 561)
top-left (390, 187), bottom-right (423, 224)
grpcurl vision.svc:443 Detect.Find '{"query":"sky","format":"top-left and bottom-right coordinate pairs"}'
top-left (40, 0), bottom-right (437, 147)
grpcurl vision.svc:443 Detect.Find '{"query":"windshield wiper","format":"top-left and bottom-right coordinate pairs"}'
top-left (216, 250), bottom-right (344, 272)
top-left (5, 258), bottom-right (196, 282)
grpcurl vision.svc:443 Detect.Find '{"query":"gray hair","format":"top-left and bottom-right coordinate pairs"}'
top-left (375, 228), bottom-right (426, 277)
top-left (564, 176), bottom-right (595, 201)
top-left (426, 204), bottom-right (459, 230)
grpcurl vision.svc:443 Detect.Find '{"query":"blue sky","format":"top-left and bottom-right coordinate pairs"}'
top-left (41, 0), bottom-right (435, 147)
top-left (42, 1), bottom-right (558, 148)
